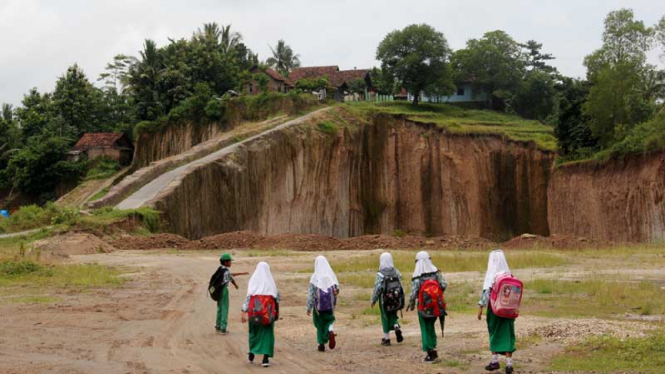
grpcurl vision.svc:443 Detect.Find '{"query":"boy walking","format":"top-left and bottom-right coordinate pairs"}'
top-left (213, 253), bottom-right (248, 335)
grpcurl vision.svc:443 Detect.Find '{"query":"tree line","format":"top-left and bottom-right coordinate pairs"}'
top-left (374, 9), bottom-right (665, 161)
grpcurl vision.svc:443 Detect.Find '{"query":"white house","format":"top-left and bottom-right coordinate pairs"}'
top-left (407, 83), bottom-right (489, 104)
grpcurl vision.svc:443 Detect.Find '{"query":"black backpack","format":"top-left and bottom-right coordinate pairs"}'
top-left (208, 266), bottom-right (228, 302)
top-left (382, 273), bottom-right (405, 312)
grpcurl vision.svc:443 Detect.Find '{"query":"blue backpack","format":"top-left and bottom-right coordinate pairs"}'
top-left (315, 286), bottom-right (336, 312)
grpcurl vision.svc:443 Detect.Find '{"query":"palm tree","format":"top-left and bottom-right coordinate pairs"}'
top-left (195, 23), bottom-right (222, 46)
top-left (266, 40), bottom-right (301, 76)
top-left (220, 24), bottom-right (242, 54)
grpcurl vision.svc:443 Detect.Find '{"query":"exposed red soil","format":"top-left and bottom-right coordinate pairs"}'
top-left (113, 231), bottom-right (495, 251)
top-left (112, 233), bottom-right (190, 250)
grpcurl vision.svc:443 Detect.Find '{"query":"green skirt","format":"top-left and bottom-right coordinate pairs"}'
top-left (248, 322), bottom-right (275, 357)
top-left (379, 299), bottom-right (399, 333)
top-left (417, 313), bottom-right (438, 352)
top-left (312, 309), bottom-right (335, 344)
top-left (486, 304), bottom-right (516, 354)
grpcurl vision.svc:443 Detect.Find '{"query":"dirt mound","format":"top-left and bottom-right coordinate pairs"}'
top-left (180, 231), bottom-right (494, 251)
top-left (502, 233), bottom-right (600, 250)
top-left (31, 233), bottom-right (115, 262)
top-left (112, 234), bottom-right (190, 250)
top-left (527, 319), bottom-right (655, 345)
top-left (186, 231), bottom-right (262, 250)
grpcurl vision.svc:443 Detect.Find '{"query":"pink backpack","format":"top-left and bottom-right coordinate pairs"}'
top-left (490, 273), bottom-right (523, 319)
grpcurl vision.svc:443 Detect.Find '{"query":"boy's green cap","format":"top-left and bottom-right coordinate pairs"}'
top-left (220, 253), bottom-right (233, 262)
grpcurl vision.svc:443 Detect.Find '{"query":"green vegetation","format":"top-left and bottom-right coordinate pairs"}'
top-left (551, 330), bottom-right (665, 374)
top-left (525, 277), bottom-right (665, 317)
top-left (316, 121), bottom-right (338, 135)
top-left (89, 187), bottom-right (110, 202)
top-left (0, 259), bottom-right (124, 288)
top-left (82, 206), bottom-right (161, 233)
top-left (0, 203), bottom-right (59, 234)
top-left (85, 158), bottom-right (121, 180)
top-left (266, 39), bottom-right (300, 77)
top-left (347, 102), bottom-right (557, 151)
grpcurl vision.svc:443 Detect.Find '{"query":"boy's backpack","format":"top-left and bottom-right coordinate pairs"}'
top-left (248, 295), bottom-right (277, 326)
top-left (208, 267), bottom-right (228, 302)
top-left (418, 277), bottom-right (445, 319)
top-left (314, 286), bottom-right (337, 312)
top-left (490, 274), bottom-right (523, 319)
top-left (382, 274), bottom-right (405, 312)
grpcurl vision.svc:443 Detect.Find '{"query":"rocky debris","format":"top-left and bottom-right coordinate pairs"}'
top-left (186, 231), bottom-right (262, 250)
top-left (525, 319), bottom-right (655, 345)
top-left (112, 231), bottom-right (496, 251)
top-left (502, 234), bottom-right (603, 250)
top-left (31, 233), bottom-right (116, 262)
top-left (112, 234), bottom-right (189, 250)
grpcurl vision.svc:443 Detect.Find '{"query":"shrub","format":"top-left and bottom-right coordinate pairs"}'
top-left (85, 158), bottom-right (121, 180)
top-left (0, 260), bottom-right (43, 276)
top-left (0, 203), bottom-right (60, 233)
top-left (317, 121), bottom-right (338, 135)
top-left (51, 207), bottom-right (80, 226)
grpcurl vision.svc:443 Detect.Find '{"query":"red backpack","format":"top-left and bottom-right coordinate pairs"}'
top-left (247, 295), bottom-right (277, 326)
top-left (418, 279), bottom-right (446, 318)
top-left (490, 274), bottom-right (523, 319)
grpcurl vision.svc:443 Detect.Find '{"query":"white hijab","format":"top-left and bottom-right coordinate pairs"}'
top-left (482, 249), bottom-right (511, 291)
top-left (412, 251), bottom-right (438, 278)
top-left (309, 255), bottom-right (339, 291)
top-left (379, 252), bottom-right (394, 272)
top-left (247, 262), bottom-right (278, 297)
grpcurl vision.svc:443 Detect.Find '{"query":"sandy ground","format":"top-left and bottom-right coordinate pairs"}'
top-left (0, 250), bottom-right (659, 374)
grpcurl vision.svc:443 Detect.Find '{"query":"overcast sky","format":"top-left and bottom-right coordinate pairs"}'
top-left (1, 0), bottom-right (664, 106)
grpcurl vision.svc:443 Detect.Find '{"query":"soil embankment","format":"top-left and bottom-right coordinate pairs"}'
top-left (151, 112), bottom-right (554, 240)
top-left (548, 152), bottom-right (665, 242)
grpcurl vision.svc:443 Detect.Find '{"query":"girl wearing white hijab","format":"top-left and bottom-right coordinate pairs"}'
top-left (241, 262), bottom-right (280, 367)
top-left (407, 251), bottom-right (447, 363)
top-left (306, 255), bottom-right (340, 352)
top-left (370, 252), bottom-right (404, 346)
top-left (478, 249), bottom-right (515, 374)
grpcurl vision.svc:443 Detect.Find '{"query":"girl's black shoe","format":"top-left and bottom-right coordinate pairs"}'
top-left (328, 332), bottom-right (336, 349)
top-left (317, 344), bottom-right (325, 352)
top-left (262, 355), bottom-right (270, 367)
top-left (424, 350), bottom-right (438, 363)
top-left (395, 326), bottom-right (404, 343)
top-left (485, 362), bottom-right (500, 371)
top-left (505, 365), bottom-right (513, 374)
top-left (248, 353), bottom-right (255, 364)
top-left (381, 338), bottom-right (391, 346)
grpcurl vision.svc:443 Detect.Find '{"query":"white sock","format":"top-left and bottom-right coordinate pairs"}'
top-left (394, 324), bottom-right (400, 330)
top-left (491, 354), bottom-right (498, 364)
top-left (507, 358), bottom-right (514, 367)
top-left (328, 324), bottom-right (334, 332)
top-left (384, 333), bottom-right (390, 340)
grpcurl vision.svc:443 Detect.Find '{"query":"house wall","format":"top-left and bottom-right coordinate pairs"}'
top-left (408, 83), bottom-right (488, 103)
top-left (245, 76), bottom-right (290, 95)
top-left (86, 148), bottom-right (132, 165)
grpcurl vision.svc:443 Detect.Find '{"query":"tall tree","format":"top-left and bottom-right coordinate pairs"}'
top-left (657, 15), bottom-right (665, 62)
top-left (52, 64), bottom-right (103, 137)
top-left (584, 8), bottom-right (653, 81)
top-left (451, 30), bottom-right (525, 109)
top-left (266, 40), bottom-right (300, 76)
top-left (376, 24), bottom-right (454, 106)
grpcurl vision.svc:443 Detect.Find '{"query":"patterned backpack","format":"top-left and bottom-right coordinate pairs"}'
top-left (490, 274), bottom-right (523, 319)
top-left (418, 278), bottom-right (445, 318)
top-left (248, 295), bottom-right (277, 326)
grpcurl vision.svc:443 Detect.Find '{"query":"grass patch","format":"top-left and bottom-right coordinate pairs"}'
top-left (81, 207), bottom-right (162, 233)
top-left (330, 250), bottom-right (568, 275)
top-left (345, 102), bottom-right (556, 151)
top-left (0, 259), bottom-right (125, 288)
top-left (89, 187), bottom-right (110, 202)
top-left (85, 158), bottom-right (121, 180)
top-left (0, 203), bottom-right (59, 234)
top-left (316, 120), bottom-right (338, 134)
top-left (442, 359), bottom-right (469, 370)
top-left (551, 330), bottom-right (665, 374)
top-left (524, 277), bottom-right (665, 317)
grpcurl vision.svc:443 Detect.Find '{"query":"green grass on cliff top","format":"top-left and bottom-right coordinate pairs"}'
top-left (345, 102), bottom-right (557, 151)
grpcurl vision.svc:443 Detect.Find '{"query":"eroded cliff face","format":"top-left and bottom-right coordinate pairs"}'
top-left (151, 114), bottom-right (554, 240)
top-left (132, 95), bottom-right (317, 168)
top-left (548, 153), bottom-right (665, 242)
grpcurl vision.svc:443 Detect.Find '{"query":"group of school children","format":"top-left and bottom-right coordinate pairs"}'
top-left (210, 249), bottom-right (518, 373)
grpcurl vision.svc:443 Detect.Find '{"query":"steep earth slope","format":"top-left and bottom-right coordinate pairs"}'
top-left (548, 152), bottom-right (665, 242)
top-left (149, 111), bottom-right (554, 240)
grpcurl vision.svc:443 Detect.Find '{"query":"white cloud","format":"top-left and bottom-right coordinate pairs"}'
top-left (1, 0), bottom-right (664, 106)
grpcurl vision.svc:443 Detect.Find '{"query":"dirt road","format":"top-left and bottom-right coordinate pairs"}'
top-left (1, 249), bottom-right (657, 374)
top-left (116, 108), bottom-right (329, 210)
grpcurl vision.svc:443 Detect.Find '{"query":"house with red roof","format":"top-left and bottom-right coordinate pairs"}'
top-left (67, 132), bottom-right (134, 165)
top-left (289, 66), bottom-right (373, 101)
top-left (245, 66), bottom-right (294, 95)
